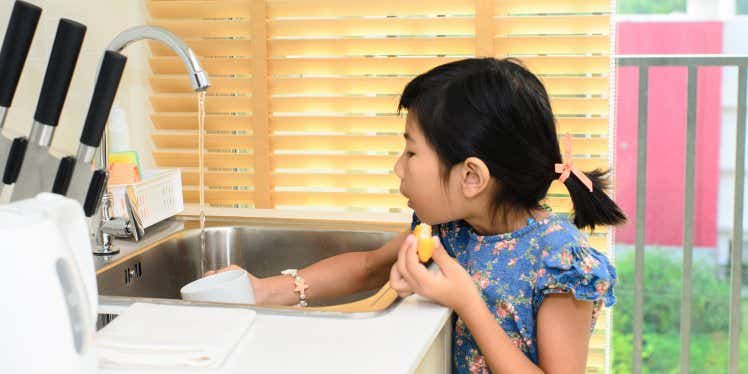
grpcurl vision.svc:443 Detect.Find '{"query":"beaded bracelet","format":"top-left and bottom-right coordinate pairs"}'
top-left (280, 268), bottom-right (309, 307)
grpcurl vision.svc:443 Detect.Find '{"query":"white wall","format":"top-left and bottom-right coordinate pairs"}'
top-left (718, 16), bottom-right (748, 263)
top-left (0, 0), bottom-right (153, 168)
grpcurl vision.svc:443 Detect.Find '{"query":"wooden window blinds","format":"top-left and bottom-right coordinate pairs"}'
top-left (145, 1), bottom-right (613, 370)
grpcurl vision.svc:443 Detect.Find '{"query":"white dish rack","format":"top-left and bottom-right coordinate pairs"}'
top-left (109, 169), bottom-right (183, 228)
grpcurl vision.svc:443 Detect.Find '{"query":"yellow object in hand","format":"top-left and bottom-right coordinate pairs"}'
top-left (413, 223), bottom-right (434, 263)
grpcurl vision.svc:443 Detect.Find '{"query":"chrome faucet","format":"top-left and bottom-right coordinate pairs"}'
top-left (93, 25), bottom-right (209, 255)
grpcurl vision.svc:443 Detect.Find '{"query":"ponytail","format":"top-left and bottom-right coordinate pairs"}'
top-left (563, 168), bottom-right (626, 230)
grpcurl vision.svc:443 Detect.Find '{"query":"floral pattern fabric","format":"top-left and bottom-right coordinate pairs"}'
top-left (412, 214), bottom-right (617, 374)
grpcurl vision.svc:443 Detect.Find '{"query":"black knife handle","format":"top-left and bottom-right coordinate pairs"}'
top-left (0, 1), bottom-right (42, 108)
top-left (3, 137), bottom-right (28, 185)
top-left (33, 18), bottom-right (86, 127)
top-left (83, 169), bottom-right (107, 217)
top-left (52, 156), bottom-right (75, 195)
top-left (80, 51), bottom-right (127, 148)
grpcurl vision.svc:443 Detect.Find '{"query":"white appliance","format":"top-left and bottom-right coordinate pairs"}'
top-left (0, 193), bottom-right (98, 374)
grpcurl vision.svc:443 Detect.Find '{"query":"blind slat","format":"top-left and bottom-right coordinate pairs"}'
top-left (541, 76), bottom-right (609, 96)
top-left (274, 172), bottom-right (399, 189)
top-left (512, 56), bottom-right (610, 75)
top-left (154, 150), bottom-right (253, 168)
top-left (495, 15), bottom-right (610, 36)
top-left (152, 132), bottom-right (253, 149)
top-left (272, 115), bottom-right (403, 133)
top-left (148, 20), bottom-right (251, 38)
top-left (273, 135), bottom-right (403, 152)
top-left (494, 0), bottom-right (611, 15)
top-left (150, 39), bottom-right (251, 57)
top-left (273, 191), bottom-right (406, 208)
top-left (270, 17), bottom-right (473, 38)
top-left (146, 0), bottom-right (251, 19)
top-left (152, 94), bottom-right (252, 113)
top-left (151, 57), bottom-right (252, 75)
top-left (270, 37), bottom-right (474, 58)
top-left (267, 0), bottom-right (473, 18)
top-left (270, 57), bottom-right (462, 76)
top-left (182, 170), bottom-right (254, 187)
top-left (274, 154), bottom-right (398, 171)
top-left (152, 113), bottom-right (252, 131)
top-left (494, 35), bottom-right (609, 55)
top-left (556, 118), bottom-right (609, 136)
top-left (183, 188), bottom-right (254, 205)
top-left (151, 76), bottom-right (252, 95)
top-left (271, 77), bottom-right (409, 96)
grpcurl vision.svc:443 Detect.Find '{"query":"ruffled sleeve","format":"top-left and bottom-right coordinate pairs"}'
top-left (533, 244), bottom-right (617, 314)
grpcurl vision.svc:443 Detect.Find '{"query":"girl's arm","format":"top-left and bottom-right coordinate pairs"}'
top-left (255, 231), bottom-right (408, 305)
top-left (457, 291), bottom-right (592, 374)
top-left (393, 234), bottom-right (594, 374)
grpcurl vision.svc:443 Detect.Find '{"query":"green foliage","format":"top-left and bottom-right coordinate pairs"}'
top-left (618, 0), bottom-right (687, 15)
top-left (611, 248), bottom-right (747, 373)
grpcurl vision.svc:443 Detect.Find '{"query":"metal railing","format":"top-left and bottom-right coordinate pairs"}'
top-left (616, 55), bottom-right (746, 374)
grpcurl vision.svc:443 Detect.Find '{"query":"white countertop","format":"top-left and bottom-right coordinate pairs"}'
top-left (98, 295), bottom-right (452, 374)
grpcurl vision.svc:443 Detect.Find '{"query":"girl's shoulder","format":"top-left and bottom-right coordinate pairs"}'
top-left (535, 214), bottom-right (591, 248)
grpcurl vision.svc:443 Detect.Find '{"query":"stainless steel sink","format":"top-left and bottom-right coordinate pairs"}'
top-left (96, 224), bottom-right (399, 315)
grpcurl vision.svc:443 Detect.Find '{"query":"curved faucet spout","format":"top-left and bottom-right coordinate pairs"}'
top-left (107, 25), bottom-right (209, 91)
top-left (93, 25), bottom-right (210, 255)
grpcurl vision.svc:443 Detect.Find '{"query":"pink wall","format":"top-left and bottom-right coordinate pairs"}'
top-left (615, 22), bottom-right (722, 247)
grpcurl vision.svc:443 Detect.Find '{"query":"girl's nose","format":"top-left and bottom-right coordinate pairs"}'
top-left (394, 152), bottom-right (405, 179)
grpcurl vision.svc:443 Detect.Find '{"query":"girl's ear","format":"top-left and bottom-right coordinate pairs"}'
top-left (460, 157), bottom-right (491, 199)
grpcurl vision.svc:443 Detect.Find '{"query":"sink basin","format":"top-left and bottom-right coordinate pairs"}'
top-left (96, 223), bottom-right (401, 318)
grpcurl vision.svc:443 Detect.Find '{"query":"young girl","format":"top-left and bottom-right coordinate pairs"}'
top-left (210, 58), bottom-right (625, 373)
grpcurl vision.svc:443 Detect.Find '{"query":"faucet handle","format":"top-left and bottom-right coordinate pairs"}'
top-left (124, 185), bottom-right (144, 241)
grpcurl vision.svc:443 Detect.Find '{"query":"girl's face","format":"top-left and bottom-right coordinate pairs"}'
top-left (394, 112), bottom-right (464, 224)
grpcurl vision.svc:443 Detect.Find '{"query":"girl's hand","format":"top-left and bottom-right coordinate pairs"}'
top-left (389, 251), bottom-right (415, 298)
top-left (390, 234), bottom-right (480, 311)
top-left (203, 264), bottom-right (246, 277)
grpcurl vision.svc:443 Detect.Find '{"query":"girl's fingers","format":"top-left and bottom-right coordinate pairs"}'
top-left (397, 235), bottom-right (418, 287)
top-left (206, 264), bottom-right (245, 277)
top-left (389, 264), bottom-right (410, 292)
top-left (430, 236), bottom-right (453, 271)
top-left (405, 237), bottom-right (431, 284)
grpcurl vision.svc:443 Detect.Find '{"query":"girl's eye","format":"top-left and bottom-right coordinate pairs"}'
top-left (406, 151), bottom-right (415, 158)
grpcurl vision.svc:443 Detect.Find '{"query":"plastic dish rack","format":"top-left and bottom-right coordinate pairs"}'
top-left (109, 169), bottom-right (184, 228)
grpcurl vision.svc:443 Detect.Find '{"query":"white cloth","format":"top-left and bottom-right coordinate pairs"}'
top-left (97, 303), bottom-right (256, 369)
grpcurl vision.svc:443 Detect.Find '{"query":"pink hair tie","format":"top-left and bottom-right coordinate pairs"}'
top-left (555, 133), bottom-right (594, 192)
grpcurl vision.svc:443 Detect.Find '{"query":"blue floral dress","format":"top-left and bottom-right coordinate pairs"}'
top-left (411, 213), bottom-right (616, 374)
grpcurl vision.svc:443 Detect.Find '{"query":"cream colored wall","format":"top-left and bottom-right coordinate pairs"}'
top-left (0, 0), bottom-right (154, 169)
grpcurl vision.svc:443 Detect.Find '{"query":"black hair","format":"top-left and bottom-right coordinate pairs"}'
top-left (398, 58), bottom-right (626, 230)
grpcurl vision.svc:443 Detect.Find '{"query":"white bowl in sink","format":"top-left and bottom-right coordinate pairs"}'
top-left (180, 269), bottom-right (255, 304)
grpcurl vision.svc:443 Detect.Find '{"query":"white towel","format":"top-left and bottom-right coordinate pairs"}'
top-left (96, 302), bottom-right (256, 369)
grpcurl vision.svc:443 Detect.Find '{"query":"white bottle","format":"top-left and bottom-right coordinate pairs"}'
top-left (108, 106), bottom-right (130, 153)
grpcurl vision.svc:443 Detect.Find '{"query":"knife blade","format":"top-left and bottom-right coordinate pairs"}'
top-left (10, 18), bottom-right (86, 201)
top-left (0, 1), bottom-right (42, 175)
